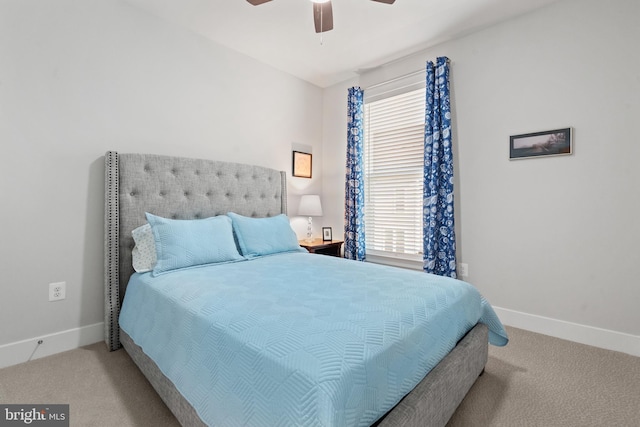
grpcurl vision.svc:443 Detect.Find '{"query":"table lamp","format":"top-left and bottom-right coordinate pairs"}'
top-left (298, 195), bottom-right (323, 242)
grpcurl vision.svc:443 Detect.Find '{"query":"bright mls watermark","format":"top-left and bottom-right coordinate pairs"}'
top-left (0, 405), bottom-right (68, 427)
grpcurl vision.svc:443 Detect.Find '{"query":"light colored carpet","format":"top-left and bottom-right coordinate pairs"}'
top-left (1, 326), bottom-right (638, 426)
top-left (447, 327), bottom-right (640, 427)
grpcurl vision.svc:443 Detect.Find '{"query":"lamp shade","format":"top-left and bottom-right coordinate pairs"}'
top-left (298, 195), bottom-right (323, 217)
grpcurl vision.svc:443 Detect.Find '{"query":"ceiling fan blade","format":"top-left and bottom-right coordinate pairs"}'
top-left (246, 0), bottom-right (272, 5)
top-left (313, 2), bottom-right (334, 33)
top-left (371, 0), bottom-right (396, 4)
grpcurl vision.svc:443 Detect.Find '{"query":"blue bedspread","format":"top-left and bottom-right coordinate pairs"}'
top-left (119, 252), bottom-right (507, 426)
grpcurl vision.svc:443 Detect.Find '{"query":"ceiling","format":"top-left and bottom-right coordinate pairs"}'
top-left (125, 0), bottom-right (560, 88)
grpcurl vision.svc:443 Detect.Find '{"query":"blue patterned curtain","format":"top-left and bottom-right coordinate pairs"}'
top-left (423, 57), bottom-right (457, 278)
top-left (344, 87), bottom-right (366, 261)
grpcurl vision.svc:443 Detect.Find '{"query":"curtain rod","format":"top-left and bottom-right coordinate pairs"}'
top-left (363, 69), bottom-right (424, 91)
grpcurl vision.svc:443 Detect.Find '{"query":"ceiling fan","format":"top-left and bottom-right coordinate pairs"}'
top-left (246, 0), bottom-right (396, 33)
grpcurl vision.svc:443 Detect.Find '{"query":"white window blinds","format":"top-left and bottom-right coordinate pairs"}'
top-left (364, 87), bottom-right (426, 260)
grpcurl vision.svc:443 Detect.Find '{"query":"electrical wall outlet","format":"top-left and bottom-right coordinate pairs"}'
top-left (49, 282), bottom-right (66, 301)
top-left (459, 263), bottom-right (469, 277)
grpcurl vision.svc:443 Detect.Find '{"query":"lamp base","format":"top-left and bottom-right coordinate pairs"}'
top-left (305, 216), bottom-right (314, 242)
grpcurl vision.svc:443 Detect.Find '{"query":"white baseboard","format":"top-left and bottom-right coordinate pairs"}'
top-left (493, 307), bottom-right (640, 357)
top-left (0, 322), bottom-right (104, 369)
top-left (2, 312), bottom-right (637, 369)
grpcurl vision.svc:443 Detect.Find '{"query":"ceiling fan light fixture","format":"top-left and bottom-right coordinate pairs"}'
top-left (246, 0), bottom-right (395, 33)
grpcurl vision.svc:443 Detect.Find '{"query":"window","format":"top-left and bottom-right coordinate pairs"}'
top-left (364, 87), bottom-right (425, 262)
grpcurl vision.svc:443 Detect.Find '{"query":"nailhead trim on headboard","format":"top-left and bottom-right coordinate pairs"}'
top-left (104, 151), bottom-right (288, 351)
top-left (104, 151), bottom-right (120, 351)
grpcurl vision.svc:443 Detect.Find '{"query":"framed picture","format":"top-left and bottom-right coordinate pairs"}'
top-left (322, 227), bottom-right (332, 241)
top-left (292, 151), bottom-right (312, 178)
top-left (509, 128), bottom-right (572, 160)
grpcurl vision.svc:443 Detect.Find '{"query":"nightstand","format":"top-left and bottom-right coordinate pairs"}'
top-left (299, 239), bottom-right (343, 257)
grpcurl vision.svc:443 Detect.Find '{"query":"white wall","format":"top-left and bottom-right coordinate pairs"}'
top-left (322, 0), bottom-right (640, 352)
top-left (0, 0), bottom-right (322, 361)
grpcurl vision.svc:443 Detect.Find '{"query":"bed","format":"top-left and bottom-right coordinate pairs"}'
top-left (104, 151), bottom-right (508, 427)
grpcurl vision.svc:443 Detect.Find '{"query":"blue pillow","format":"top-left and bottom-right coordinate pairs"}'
top-left (227, 212), bottom-right (302, 258)
top-left (145, 213), bottom-right (244, 275)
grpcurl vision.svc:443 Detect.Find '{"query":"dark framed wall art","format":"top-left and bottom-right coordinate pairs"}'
top-left (510, 128), bottom-right (572, 160)
top-left (322, 227), bottom-right (332, 241)
top-left (292, 151), bottom-right (312, 178)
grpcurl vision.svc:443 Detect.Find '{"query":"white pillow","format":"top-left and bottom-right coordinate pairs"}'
top-left (132, 223), bottom-right (157, 272)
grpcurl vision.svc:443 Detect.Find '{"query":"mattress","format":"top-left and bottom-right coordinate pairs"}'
top-left (119, 252), bottom-right (507, 426)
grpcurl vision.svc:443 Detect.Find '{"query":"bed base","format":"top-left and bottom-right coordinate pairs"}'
top-left (121, 324), bottom-right (488, 427)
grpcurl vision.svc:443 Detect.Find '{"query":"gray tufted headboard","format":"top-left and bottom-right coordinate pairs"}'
top-left (104, 151), bottom-right (288, 351)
